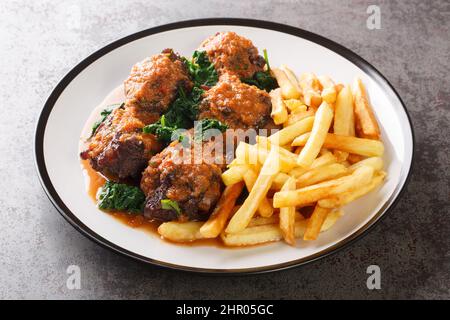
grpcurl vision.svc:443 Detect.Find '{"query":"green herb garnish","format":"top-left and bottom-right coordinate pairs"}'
top-left (183, 51), bottom-right (218, 87)
top-left (143, 51), bottom-right (219, 144)
top-left (143, 87), bottom-right (204, 143)
top-left (241, 49), bottom-right (278, 92)
top-left (98, 181), bottom-right (145, 213)
top-left (161, 199), bottom-right (181, 215)
top-left (143, 115), bottom-right (180, 143)
top-left (91, 103), bottom-right (123, 136)
top-left (194, 118), bottom-right (228, 141)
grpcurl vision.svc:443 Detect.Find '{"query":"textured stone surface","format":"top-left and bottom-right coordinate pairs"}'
top-left (0, 0), bottom-right (448, 299)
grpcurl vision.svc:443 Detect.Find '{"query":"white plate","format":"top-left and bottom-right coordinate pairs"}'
top-left (35, 19), bottom-right (414, 273)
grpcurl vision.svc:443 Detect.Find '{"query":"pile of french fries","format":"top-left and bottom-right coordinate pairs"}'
top-left (158, 65), bottom-right (386, 247)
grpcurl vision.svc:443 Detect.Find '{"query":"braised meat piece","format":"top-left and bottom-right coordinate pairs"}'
top-left (82, 49), bottom-right (193, 179)
top-left (81, 105), bottom-right (161, 179)
top-left (198, 73), bottom-right (272, 130)
top-left (140, 134), bottom-right (224, 222)
top-left (124, 49), bottom-right (193, 115)
top-left (198, 31), bottom-right (266, 79)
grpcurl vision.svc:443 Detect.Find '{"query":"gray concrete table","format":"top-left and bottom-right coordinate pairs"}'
top-left (0, 0), bottom-right (448, 299)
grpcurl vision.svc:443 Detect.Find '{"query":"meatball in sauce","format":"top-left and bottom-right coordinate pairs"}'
top-left (141, 133), bottom-right (225, 222)
top-left (124, 49), bottom-right (193, 115)
top-left (199, 73), bottom-right (272, 130)
top-left (198, 31), bottom-right (266, 79)
top-left (81, 105), bottom-right (161, 180)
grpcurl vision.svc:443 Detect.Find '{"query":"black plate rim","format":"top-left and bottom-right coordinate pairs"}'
top-left (34, 18), bottom-right (415, 275)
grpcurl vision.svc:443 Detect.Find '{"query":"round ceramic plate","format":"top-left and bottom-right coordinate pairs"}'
top-left (35, 19), bottom-right (414, 274)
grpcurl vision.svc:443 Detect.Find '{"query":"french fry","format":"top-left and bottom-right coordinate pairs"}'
top-left (284, 99), bottom-right (307, 113)
top-left (226, 148), bottom-right (281, 233)
top-left (248, 215), bottom-right (279, 227)
top-left (268, 116), bottom-right (314, 146)
top-left (272, 68), bottom-right (301, 99)
top-left (335, 83), bottom-right (344, 93)
top-left (296, 163), bottom-right (348, 188)
top-left (221, 211), bottom-right (340, 246)
top-left (280, 144), bottom-right (293, 151)
top-left (259, 137), bottom-right (300, 161)
top-left (289, 152), bottom-right (337, 178)
top-left (222, 223), bottom-right (294, 246)
top-left (304, 205), bottom-right (331, 240)
top-left (227, 158), bottom-right (240, 167)
top-left (347, 157), bottom-right (383, 173)
top-left (310, 151), bottom-right (337, 168)
top-left (333, 85), bottom-right (355, 161)
top-left (271, 172), bottom-right (290, 190)
top-left (279, 177), bottom-right (296, 245)
top-left (319, 148), bottom-right (331, 155)
top-left (235, 142), bottom-right (298, 173)
top-left (341, 161), bottom-right (351, 167)
top-left (221, 165), bottom-right (248, 186)
top-left (273, 165), bottom-right (374, 207)
top-left (248, 211), bottom-right (304, 227)
top-left (293, 132), bottom-right (384, 157)
top-left (352, 77), bottom-right (381, 140)
top-left (321, 209), bottom-right (343, 231)
top-left (200, 182), bottom-right (244, 238)
top-left (158, 221), bottom-right (204, 242)
top-left (243, 169), bottom-right (274, 217)
top-left (297, 101), bottom-right (334, 168)
top-left (285, 109), bottom-right (315, 127)
top-left (318, 75), bottom-right (337, 104)
top-left (270, 88), bottom-right (288, 124)
top-left (299, 72), bottom-right (322, 108)
top-left (227, 159), bottom-right (262, 174)
top-left (346, 153), bottom-right (364, 164)
top-left (318, 171), bottom-right (386, 208)
top-left (280, 64), bottom-right (303, 96)
top-left (234, 142), bottom-right (263, 165)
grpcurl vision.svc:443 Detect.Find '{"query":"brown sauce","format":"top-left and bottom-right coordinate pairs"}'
top-left (80, 159), bottom-right (225, 248)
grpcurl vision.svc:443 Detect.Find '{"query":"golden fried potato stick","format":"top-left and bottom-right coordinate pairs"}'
top-left (318, 171), bottom-right (386, 208)
top-left (289, 152), bottom-right (337, 178)
top-left (226, 148), bottom-right (281, 233)
top-left (273, 165), bottom-right (374, 207)
top-left (296, 163), bottom-right (348, 188)
top-left (346, 153), bottom-right (365, 164)
top-left (221, 164), bottom-right (248, 186)
top-left (235, 141), bottom-right (298, 173)
top-left (280, 65), bottom-right (303, 97)
top-left (272, 67), bottom-right (301, 99)
top-left (299, 72), bottom-right (322, 108)
top-left (221, 210), bottom-right (342, 246)
top-left (304, 205), bottom-right (332, 240)
top-left (335, 83), bottom-right (344, 93)
top-left (243, 169), bottom-right (274, 217)
top-left (271, 172), bottom-right (290, 190)
top-left (347, 157), bottom-right (383, 173)
top-left (285, 108), bottom-right (315, 127)
top-left (279, 177), bottom-right (297, 245)
top-left (270, 88), bottom-right (289, 125)
top-left (333, 84), bottom-right (355, 161)
top-left (293, 132), bottom-right (384, 157)
top-left (268, 116), bottom-right (314, 146)
top-left (352, 77), bottom-right (381, 140)
top-left (158, 221), bottom-right (204, 242)
top-left (318, 75), bottom-right (337, 104)
top-left (200, 182), bottom-right (244, 238)
top-left (284, 99), bottom-right (307, 113)
top-left (297, 101), bottom-right (334, 168)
